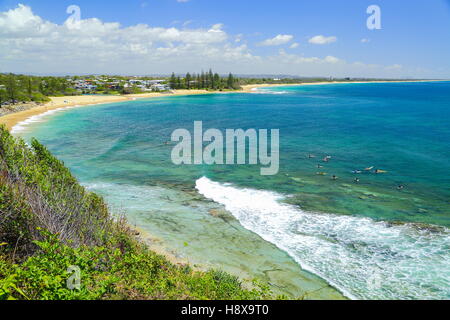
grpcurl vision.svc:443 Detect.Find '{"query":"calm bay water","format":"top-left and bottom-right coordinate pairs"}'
top-left (16, 82), bottom-right (450, 300)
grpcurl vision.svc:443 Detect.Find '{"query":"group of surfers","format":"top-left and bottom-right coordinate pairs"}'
top-left (308, 154), bottom-right (405, 190)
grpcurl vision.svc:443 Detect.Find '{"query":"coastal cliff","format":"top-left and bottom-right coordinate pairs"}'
top-left (0, 126), bottom-right (272, 300)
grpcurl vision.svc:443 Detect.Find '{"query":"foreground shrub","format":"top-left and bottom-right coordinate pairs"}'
top-left (0, 126), bottom-right (272, 300)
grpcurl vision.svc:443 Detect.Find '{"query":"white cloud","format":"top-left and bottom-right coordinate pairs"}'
top-left (210, 23), bottom-right (224, 31)
top-left (361, 38), bottom-right (370, 43)
top-left (259, 34), bottom-right (293, 46)
top-left (289, 42), bottom-right (299, 49)
top-left (0, 5), bottom-right (433, 78)
top-left (0, 4), bottom-right (252, 74)
top-left (324, 56), bottom-right (340, 64)
top-left (277, 50), bottom-right (343, 65)
top-left (182, 20), bottom-right (194, 27)
top-left (308, 35), bottom-right (337, 45)
top-left (385, 64), bottom-right (402, 70)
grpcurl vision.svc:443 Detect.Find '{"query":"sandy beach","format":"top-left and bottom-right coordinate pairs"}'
top-left (241, 79), bottom-right (446, 92)
top-left (0, 89), bottom-right (216, 130)
top-left (126, 89), bottom-right (216, 99)
top-left (0, 95), bottom-right (129, 130)
top-left (2, 79), bottom-right (446, 300)
top-left (1, 80), bottom-right (445, 131)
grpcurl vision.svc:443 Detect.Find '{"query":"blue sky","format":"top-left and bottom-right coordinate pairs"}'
top-left (0, 0), bottom-right (449, 77)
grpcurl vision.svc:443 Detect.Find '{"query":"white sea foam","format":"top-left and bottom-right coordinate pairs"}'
top-left (11, 105), bottom-right (79, 135)
top-left (196, 177), bottom-right (450, 300)
top-left (250, 88), bottom-right (289, 95)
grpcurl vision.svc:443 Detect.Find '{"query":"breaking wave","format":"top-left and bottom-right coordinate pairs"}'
top-left (196, 177), bottom-right (450, 300)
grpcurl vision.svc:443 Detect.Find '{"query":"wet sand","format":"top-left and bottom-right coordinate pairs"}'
top-left (2, 80), bottom-right (445, 130)
top-left (241, 79), bottom-right (447, 92)
top-left (0, 90), bottom-right (218, 130)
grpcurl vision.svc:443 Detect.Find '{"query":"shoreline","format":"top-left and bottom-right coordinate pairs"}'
top-left (240, 79), bottom-right (448, 92)
top-left (0, 95), bottom-right (129, 131)
top-left (131, 225), bottom-right (198, 268)
top-left (1, 80), bottom-right (446, 130)
top-left (4, 78), bottom-right (447, 299)
top-left (0, 89), bottom-right (218, 131)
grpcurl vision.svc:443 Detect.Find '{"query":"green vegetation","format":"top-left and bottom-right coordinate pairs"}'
top-left (120, 86), bottom-right (147, 95)
top-left (0, 127), bottom-right (273, 300)
top-left (1, 72), bottom-right (395, 108)
top-left (0, 74), bottom-right (77, 104)
top-left (170, 70), bottom-right (241, 90)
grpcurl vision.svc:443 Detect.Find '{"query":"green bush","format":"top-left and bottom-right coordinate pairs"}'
top-left (30, 92), bottom-right (50, 103)
top-left (0, 127), bottom-right (272, 300)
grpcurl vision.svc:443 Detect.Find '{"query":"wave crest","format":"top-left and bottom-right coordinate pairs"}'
top-left (195, 177), bottom-right (450, 300)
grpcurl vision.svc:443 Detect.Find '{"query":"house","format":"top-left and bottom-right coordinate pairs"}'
top-left (128, 79), bottom-right (142, 85)
top-left (151, 84), bottom-right (170, 92)
top-left (107, 81), bottom-right (122, 90)
top-left (148, 80), bottom-right (166, 85)
top-left (73, 80), bottom-right (97, 91)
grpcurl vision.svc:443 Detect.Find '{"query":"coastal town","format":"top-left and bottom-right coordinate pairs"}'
top-left (0, 71), bottom-right (244, 107)
top-left (71, 76), bottom-right (172, 94)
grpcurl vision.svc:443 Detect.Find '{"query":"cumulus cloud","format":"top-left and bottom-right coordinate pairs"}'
top-left (259, 34), bottom-right (293, 46)
top-left (276, 50), bottom-right (343, 65)
top-left (0, 5), bottom-right (425, 78)
top-left (235, 34), bottom-right (243, 43)
top-left (308, 35), bottom-right (337, 45)
top-left (0, 4), bottom-right (254, 74)
top-left (289, 42), bottom-right (299, 49)
top-left (324, 56), bottom-right (341, 63)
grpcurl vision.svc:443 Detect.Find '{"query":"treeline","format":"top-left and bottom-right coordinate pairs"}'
top-left (0, 74), bottom-right (77, 105)
top-left (169, 70), bottom-right (241, 90)
top-left (238, 77), bottom-right (333, 85)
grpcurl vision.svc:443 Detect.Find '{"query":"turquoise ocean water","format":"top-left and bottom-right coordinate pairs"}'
top-left (15, 82), bottom-right (450, 300)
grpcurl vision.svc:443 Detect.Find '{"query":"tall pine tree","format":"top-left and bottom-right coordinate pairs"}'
top-left (169, 73), bottom-right (177, 89)
top-left (227, 73), bottom-right (234, 89)
top-left (185, 73), bottom-right (192, 89)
